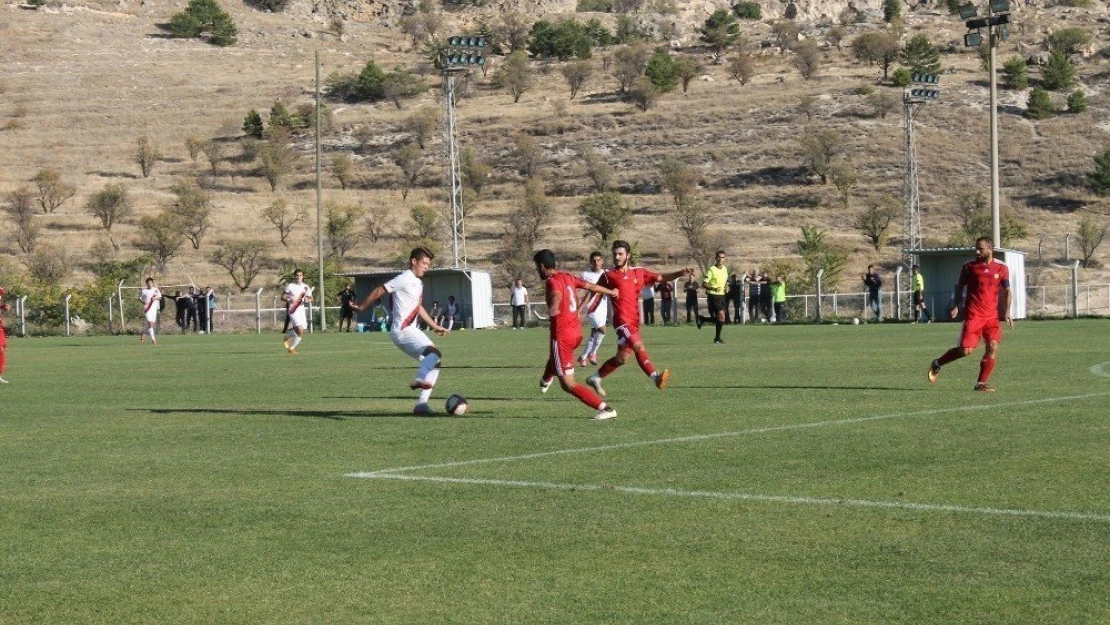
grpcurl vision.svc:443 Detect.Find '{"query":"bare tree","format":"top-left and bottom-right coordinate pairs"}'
top-left (460, 148), bottom-right (492, 197)
top-left (675, 56), bottom-right (700, 94)
top-left (403, 107), bottom-right (439, 150)
top-left (364, 204), bottom-right (393, 243)
top-left (332, 154), bottom-right (354, 190)
top-left (612, 43), bottom-right (651, 93)
top-left (260, 199), bottom-right (307, 246)
top-left (793, 39), bottom-right (822, 80)
top-left (854, 196), bottom-right (900, 250)
top-left (658, 157), bottom-right (698, 210)
top-left (27, 243), bottom-right (74, 287)
top-left (494, 51), bottom-right (533, 103)
top-left (85, 182), bottom-right (133, 249)
top-left (135, 211), bottom-right (187, 271)
top-left (674, 198), bottom-right (717, 271)
top-left (3, 187), bottom-right (38, 254)
top-left (258, 136), bottom-right (299, 193)
top-left (579, 191), bottom-right (633, 246)
top-left (209, 239), bottom-right (271, 292)
top-left (560, 60), bottom-right (593, 99)
top-left (498, 12), bottom-right (531, 54)
top-left (393, 143), bottom-right (425, 200)
top-left (167, 179), bottom-right (213, 250)
top-left (1076, 213), bottom-right (1108, 268)
top-left (829, 162), bottom-right (858, 209)
top-left (627, 77), bottom-right (660, 112)
top-left (32, 169), bottom-right (76, 214)
top-left (800, 126), bottom-right (843, 184)
top-left (135, 135), bottom-right (161, 178)
top-left (325, 201), bottom-right (364, 261)
top-left (202, 140), bottom-right (225, 177)
top-left (728, 53), bottom-right (756, 85)
top-left (578, 144), bottom-right (613, 193)
top-left (868, 90), bottom-right (897, 119)
top-left (184, 136), bottom-right (205, 163)
top-left (512, 133), bottom-right (543, 178)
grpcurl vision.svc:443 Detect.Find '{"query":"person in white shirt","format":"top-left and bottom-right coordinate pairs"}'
top-left (139, 277), bottom-right (162, 346)
top-left (350, 246), bottom-right (450, 415)
top-left (509, 279), bottom-right (529, 329)
top-left (445, 295), bottom-right (460, 331)
top-left (281, 270), bottom-right (313, 354)
top-left (577, 251), bottom-right (609, 366)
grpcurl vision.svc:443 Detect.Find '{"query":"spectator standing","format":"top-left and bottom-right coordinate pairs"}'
top-left (349, 247), bottom-right (450, 415)
top-left (510, 279), bottom-right (529, 329)
top-left (697, 250), bottom-right (729, 344)
top-left (0, 286), bottom-right (10, 383)
top-left (684, 278), bottom-right (700, 324)
top-left (745, 271), bottom-right (762, 323)
top-left (338, 284), bottom-right (357, 332)
top-left (445, 295), bottom-right (460, 331)
top-left (184, 286), bottom-right (198, 332)
top-left (205, 287), bottom-right (217, 332)
top-left (771, 275), bottom-right (787, 323)
top-left (172, 290), bottom-right (187, 332)
top-left (534, 249), bottom-right (620, 420)
top-left (641, 284), bottom-right (656, 326)
top-left (759, 271), bottom-right (773, 322)
top-left (912, 265), bottom-right (932, 323)
top-left (863, 264), bottom-right (883, 322)
top-left (577, 251), bottom-right (610, 366)
top-left (196, 287), bottom-right (210, 334)
top-left (928, 237), bottom-right (1013, 392)
top-left (656, 279), bottom-right (674, 325)
top-left (726, 273), bottom-right (743, 324)
top-left (585, 240), bottom-right (693, 397)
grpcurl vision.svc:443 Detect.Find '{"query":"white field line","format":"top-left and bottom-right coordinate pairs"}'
top-left (359, 473), bottom-right (1110, 523)
top-left (1091, 362), bottom-right (1110, 378)
top-left (351, 392), bottom-right (1110, 477)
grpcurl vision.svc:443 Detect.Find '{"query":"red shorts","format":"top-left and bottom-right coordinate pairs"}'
top-left (548, 334), bottom-right (583, 377)
top-left (0, 326), bottom-right (6, 348)
top-left (958, 315), bottom-right (1001, 349)
top-left (614, 323), bottom-right (643, 350)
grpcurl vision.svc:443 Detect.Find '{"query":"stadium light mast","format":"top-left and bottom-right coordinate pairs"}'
top-left (958, 0), bottom-right (1013, 249)
top-left (903, 73), bottom-right (940, 263)
top-left (315, 49), bottom-right (326, 330)
top-left (442, 36), bottom-right (488, 269)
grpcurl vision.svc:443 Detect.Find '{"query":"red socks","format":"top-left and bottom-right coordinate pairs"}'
top-left (978, 357), bottom-right (996, 384)
top-left (570, 384), bottom-right (603, 409)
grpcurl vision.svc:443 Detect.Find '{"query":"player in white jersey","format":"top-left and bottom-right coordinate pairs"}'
top-left (281, 270), bottom-right (314, 354)
top-left (350, 246), bottom-right (450, 415)
top-left (139, 277), bottom-right (162, 346)
top-left (576, 251), bottom-right (609, 366)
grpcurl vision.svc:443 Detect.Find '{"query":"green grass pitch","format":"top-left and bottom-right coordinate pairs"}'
top-left (2, 320), bottom-right (1108, 624)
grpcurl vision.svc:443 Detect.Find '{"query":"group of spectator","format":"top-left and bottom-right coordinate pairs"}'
top-left (684, 270), bottom-right (787, 325)
top-left (170, 287), bottom-right (217, 333)
top-left (426, 296), bottom-right (461, 331)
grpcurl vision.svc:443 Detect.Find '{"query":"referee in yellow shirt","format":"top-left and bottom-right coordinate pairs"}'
top-left (699, 250), bottom-right (729, 344)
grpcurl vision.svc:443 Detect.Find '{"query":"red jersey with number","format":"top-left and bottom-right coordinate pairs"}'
top-left (960, 258), bottom-right (1009, 319)
top-left (546, 271), bottom-right (588, 340)
top-left (598, 266), bottom-right (661, 328)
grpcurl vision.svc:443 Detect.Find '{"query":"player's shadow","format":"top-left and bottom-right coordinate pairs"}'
top-left (141, 407), bottom-right (507, 419)
top-left (683, 384), bottom-right (923, 391)
top-left (328, 395), bottom-right (521, 402)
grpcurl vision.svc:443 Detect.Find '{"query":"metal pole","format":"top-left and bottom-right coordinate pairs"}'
top-left (117, 279), bottom-right (126, 332)
top-left (255, 287), bottom-right (264, 334)
top-left (444, 68), bottom-right (466, 268)
top-left (895, 265), bottom-right (904, 320)
top-left (64, 294), bottom-right (72, 337)
top-left (988, 12), bottom-right (1001, 249)
top-left (19, 295), bottom-right (28, 337)
top-left (1064, 233), bottom-right (1071, 261)
top-left (108, 295), bottom-right (114, 334)
top-left (1070, 260), bottom-right (1080, 318)
top-left (815, 268), bottom-right (824, 322)
top-left (315, 49), bottom-right (326, 331)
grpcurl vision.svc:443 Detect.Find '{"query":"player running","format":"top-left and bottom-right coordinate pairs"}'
top-left (576, 251), bottom-right (609, 367)
top-left (534, 249), bottom-right (621, 420)
top-left (0, 286), bottom-right (9, 383)
top-left (139, 277), bottom-right (161, 346)
top-left (586, 240), bottom-right (693, 397)
top-left (349, 246), bottom-right (450, 416)
top-left (927, 236), bottom-right (1014, 392)
top-left (281, 270), bottom-right (314, 354)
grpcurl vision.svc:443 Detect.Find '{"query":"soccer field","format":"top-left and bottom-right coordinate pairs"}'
top-left (2, 320), bottom-right (1108, 624)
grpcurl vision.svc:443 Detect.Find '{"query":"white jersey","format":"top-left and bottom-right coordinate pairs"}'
top-left (284, 282), bottom-right (312, 329)
top-left (140, 287), bottom-right (161, 322)
top-left (384, 269), bottom-right (425, 332)
top-left (581, 269), bottom-right (608, 326)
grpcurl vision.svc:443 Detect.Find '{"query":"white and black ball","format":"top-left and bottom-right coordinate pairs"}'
top-left (445, 394), bottom-right (469, 416)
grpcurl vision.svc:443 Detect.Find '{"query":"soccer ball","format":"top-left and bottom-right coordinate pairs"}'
top-left (445, 394), bottom-right (469, 416)
top-left (852, 317), bottom-right (860, 325)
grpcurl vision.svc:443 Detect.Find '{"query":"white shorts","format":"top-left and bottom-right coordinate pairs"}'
top-left (391, 326), bottom-right (434, 360)
top-left (588, 309), bottom-right (607, 330)
top-left (144, 308), bottom-right (158, 323)
top-left (289, 308), bottom-right (307, 330)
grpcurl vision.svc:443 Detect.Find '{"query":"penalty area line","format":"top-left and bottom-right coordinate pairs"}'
top-left (355, 392), bottom-right (1110, 477)
top-left (350, 473), bottom-right (1110, 524)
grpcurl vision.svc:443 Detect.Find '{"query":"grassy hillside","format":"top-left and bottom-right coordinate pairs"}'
top-left (1, 0), bottom-right (1108, 294)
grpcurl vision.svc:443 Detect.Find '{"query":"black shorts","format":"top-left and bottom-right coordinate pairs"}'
top-left (340, 308), bottom-right (354, 319)
top-left (707, 294), bottom-right (728, 316)
top-left (913, 291), bottom-right (925, 306)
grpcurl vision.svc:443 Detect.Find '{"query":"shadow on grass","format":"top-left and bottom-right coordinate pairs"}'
top-left (141, 407), bottom-right (508, 419)
top-left (683, 384), bottom-right (924, 391)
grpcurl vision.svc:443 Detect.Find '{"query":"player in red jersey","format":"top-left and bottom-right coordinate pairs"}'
top-left (0, 286), bottom-right (9, 383)
top-left (534, 249), bottom-right (621, 420)
top-left (928, 237), bottom-right (1014, 392)
top-left (586, 240), bottom-right (693, 396)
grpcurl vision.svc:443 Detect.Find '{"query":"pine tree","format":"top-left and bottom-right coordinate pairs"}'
top-left (1001, 56), bottom-right (1027, 90)
top-left (242, 109), bottom-right (264, 139)
top-left (1067, 89), bottom-right (1088, 114)
top-left (1025, 86), bottom-right (1054, 120)
top-left (900, 35), bottom-right (941, 76)
top-left (1089, 147), bottom-right (1110, 196)
top-left (883, 0), bottom-right (901, 23)
top-left (1041, 51), bottom-right (1075, 91)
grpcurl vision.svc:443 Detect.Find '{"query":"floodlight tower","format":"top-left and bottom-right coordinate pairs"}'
top-left (903, 73), bottom-right (940, 261)
top-left (958, 0), bottom-right (1014, 249)
top-left (442, 36), bottom-right (488, 269)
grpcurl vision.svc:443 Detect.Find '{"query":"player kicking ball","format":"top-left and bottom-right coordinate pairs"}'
top-left (139, 277), bottom-right (161, 346)
top-left (586, 240), bottom-right (693, 397)
top-left (281, 270), bottom-right (313, 354)
top-left (349, 246), bottom-right (450, 416)
top-left (534, 249), bottom-right (621, 420)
